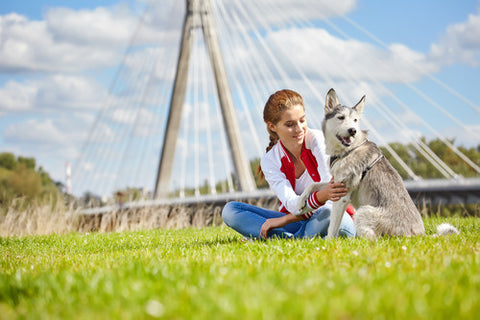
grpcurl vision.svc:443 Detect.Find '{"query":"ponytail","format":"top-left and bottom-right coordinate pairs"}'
top-left (256, 132), bottom-right (279, 180)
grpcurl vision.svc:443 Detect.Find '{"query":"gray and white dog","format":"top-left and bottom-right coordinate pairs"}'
top-left (321, 88), bottom-right (458, 239)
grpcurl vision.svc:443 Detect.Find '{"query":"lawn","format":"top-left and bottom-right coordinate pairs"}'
top-left (0, 216), bottom-right (479, 319)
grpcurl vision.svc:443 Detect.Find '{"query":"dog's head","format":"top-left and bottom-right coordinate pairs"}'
top-left (322, 88), bottom-right (366, 155)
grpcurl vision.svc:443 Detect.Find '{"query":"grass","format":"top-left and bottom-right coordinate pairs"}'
top-left (0, 216), bottom-right (479, 319)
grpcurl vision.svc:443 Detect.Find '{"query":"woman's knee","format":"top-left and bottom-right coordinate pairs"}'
top-left (221, 201), bottom-right (240, 225)
top-left (339, 214), bottom-right (356, 237)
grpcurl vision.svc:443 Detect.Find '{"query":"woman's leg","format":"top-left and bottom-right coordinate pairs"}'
top-left (222, 201), bottom-right (302, 239)
top-left (338, 211), bottom-right (356, 237)
top-left (301, 207), bottom-right (356, 238)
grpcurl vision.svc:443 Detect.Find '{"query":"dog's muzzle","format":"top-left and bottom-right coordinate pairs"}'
top-left (337, 128), bottom-right (356, 147)
top-left (337, 135), bottom-right (352, 146)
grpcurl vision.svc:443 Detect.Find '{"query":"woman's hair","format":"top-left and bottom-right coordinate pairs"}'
top-left (263, 89), bottom-right (304, 153)
top-left (256, 89), bottom-right (304, 179)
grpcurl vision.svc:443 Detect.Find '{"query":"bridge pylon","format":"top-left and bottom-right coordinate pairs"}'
top-left (154, 0), bottom-right (257, 199)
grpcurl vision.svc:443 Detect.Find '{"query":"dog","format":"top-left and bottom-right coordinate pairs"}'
top-left (320, 88), bottom-right (458, 239)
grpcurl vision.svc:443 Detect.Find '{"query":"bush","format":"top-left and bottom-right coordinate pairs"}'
top-left (0, 152), bottom-right (61, 209)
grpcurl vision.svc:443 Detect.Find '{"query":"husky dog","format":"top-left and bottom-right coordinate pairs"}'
top-left (321, 88), bottom-right (458, 239)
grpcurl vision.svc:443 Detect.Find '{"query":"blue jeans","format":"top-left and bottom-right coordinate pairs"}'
top-left (222, 201), bottom-right (356, 239)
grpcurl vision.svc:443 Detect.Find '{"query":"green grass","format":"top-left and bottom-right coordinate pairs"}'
top-left (1, 217), bottom-right (479, 319)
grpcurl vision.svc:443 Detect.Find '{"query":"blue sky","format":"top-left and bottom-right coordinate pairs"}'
top-left (1, 0), bottom-right (479, 197)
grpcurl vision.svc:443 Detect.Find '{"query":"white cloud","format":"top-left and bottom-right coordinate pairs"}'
top-left (0, 2), bottom-right (184, 74)
top-left (111, 108), bottom-right (138, 124)
top-left (4, 118), bottom-right (67, 145)
top-left (0, 80), bottom-right (37, 112)
top-left (45, 6), bottom-right (138, 47)
top-left (264, 28), bottom-right (439, 84)
top-left (429, 8), bottom-right (480, 66)
top-left (0, 13), bottom-right (120, 73)
top-left (0, 75), bottom-right (106, 112)
top-left (110, 106), bottom-right (161, 135)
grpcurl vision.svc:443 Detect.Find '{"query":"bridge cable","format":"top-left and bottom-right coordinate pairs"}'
top-left (212, 0), bottom-right (265, 158)
top-left (334, 9), bottom-right (480, 141)
top-left (130, 1), bottom-right (184, 192)
top-left (73, 0), bottom-right (160, 197)
top-left (315, 9), bottom-right (479, 176)
top-left (279, 0), bottom-right (475, 179)
top-left (263, 0), bottom-right (421, 179)
top-left (340, 14), bottom-right (480, 115)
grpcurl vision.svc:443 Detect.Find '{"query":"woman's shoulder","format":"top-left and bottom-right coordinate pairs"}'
top-left (261, 143), bottom-right (282, 169)
top-left (261, 143), bottom-right (280, 160)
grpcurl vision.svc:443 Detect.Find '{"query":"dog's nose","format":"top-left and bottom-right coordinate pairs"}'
top-left (348, 128), bottom-right (357, 136)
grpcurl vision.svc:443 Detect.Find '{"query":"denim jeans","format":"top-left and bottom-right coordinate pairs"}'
top-left (222, 201), bottom-right (356, 239)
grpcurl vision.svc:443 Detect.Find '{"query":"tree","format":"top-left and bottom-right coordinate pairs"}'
top-left (17, 156), bottom-right (36, 170)
top-left (0, 152), bottom-right (61, 207)
top-left (0, 153), bottom-right (16, 170)
top-left (382, 138), bottom-right (480, 180)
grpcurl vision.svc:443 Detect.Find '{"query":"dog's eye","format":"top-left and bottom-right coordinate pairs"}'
top-left (354, 118), bottom-right (358, 122)
top-left (337, 115), bottom-right (345, 120)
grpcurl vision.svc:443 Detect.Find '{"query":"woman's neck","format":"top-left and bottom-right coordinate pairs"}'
top-left (283, 142), bottom-right (303, 161)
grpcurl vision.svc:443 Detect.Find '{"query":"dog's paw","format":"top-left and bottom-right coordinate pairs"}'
top-left (358, 228), bottom-right (377, 241)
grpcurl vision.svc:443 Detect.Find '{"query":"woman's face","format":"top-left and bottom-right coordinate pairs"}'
top-left (268, 104), bottom-right (307, 149)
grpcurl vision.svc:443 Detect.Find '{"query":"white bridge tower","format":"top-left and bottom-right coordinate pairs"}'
top-left (154, 0), bottom-right (256, 198)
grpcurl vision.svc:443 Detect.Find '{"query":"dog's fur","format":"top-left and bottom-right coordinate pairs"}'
top-left (322, 88), bottom-right (458, 239)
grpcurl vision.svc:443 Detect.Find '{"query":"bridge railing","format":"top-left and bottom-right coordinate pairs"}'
top-left (80, 177), bottom-right (480, 215)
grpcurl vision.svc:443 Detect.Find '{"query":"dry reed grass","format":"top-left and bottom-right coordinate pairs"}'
top-left (0, 197), bottom-right (278, 237)
top-left (5, 196), bottom-right (472, 238)
top-left (0, 199), bottom-right (77, 237)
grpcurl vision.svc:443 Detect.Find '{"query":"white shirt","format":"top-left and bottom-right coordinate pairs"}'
top-left (260, 128), bottom-right (332, 216)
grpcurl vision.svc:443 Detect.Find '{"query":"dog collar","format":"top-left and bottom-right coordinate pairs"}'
top-left (329, 139), bottom-right (369, 168)
top-left (361, 154), bottom-right (384, 181)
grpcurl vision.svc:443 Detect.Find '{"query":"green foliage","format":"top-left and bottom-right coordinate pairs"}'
top-left (0, 153), bottom-right (16, 170)
top-left (0, 217), bottom-right (479, 319)
top-left (0, 152), bottom-right (61, 208)
top-left (421, 203), bottom-right (480, 218)
top-left (17, 157), bottom-right (35, 170)
top-left (169, 179), bottom-right (231, 198)
top-left (7, 164), bottom-right (42, 199)
top-left (250, 157), bottom-right (269, 189)
top-left (113, 187), bottom-right (145, 203)
top-left (382, 138), bottom-right (480, 179)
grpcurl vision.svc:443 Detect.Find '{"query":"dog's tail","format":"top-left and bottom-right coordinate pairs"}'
top-left (435, 223), bottom-right (460, 236)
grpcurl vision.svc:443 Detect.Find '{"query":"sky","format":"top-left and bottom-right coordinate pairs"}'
top-left (0, 0), bottom-right (479, 197)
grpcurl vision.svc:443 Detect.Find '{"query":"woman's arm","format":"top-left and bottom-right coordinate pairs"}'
top-left (260, 214), bottom-right (303, 238)
top-left (261, 154), bottom-right (303, 215)
top-left (315, 176), bottom-right (348, 203)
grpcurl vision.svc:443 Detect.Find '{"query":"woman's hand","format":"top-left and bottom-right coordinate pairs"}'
top-left (260, 218), bottom-right (278, 238)
top-left (260, 215), bottom-right (302, 238)
top-left (316, 176), bottom-right (348, 203)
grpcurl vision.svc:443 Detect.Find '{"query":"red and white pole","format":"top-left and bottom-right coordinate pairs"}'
top-left (66, 161), bottom-right (71, 194)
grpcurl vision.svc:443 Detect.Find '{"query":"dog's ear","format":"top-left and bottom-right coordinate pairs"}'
top-left (353, 95), bottom-right (366, 116)
top-left (325, 88), bottom-right (340, 113)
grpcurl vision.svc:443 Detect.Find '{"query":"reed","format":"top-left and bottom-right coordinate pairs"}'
top-left (0, 196), bottom-right (477, 237)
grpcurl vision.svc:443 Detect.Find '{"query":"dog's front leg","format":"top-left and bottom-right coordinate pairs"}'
top-left (326, 194), bottom-right (350, 238)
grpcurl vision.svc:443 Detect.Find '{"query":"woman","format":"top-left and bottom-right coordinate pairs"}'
top-left (222, 89), bottom-right (356, 239)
